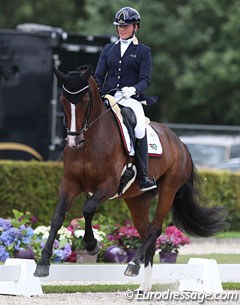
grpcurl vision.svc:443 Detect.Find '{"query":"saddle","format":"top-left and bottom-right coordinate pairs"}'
top-left (103, 94), bottom-right (162, 197)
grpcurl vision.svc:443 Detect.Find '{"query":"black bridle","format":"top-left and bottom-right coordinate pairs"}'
top-left (64, 85), bottom-right (93, 137)
top-left (64, 85), bottom-right (123, 138)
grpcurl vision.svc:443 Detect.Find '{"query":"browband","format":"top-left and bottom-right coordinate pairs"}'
top-left (62, 85), bottom-right (89, 95)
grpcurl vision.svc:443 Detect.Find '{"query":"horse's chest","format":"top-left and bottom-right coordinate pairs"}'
top-left (72, 160), bottom-right (104, 184)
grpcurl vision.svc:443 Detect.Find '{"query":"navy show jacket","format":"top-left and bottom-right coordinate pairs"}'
top-left (95, 37), bottom-right (152, 97)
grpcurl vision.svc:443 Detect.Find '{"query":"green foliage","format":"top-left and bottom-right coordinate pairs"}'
top-left (0, 161), bottom-right (63, 224)
top-left (0, 161), bottom-right (130, 226)
top-left (199, 170), bottom-right (240, 230)
top-left (0, 0), bottom-right (86, 31)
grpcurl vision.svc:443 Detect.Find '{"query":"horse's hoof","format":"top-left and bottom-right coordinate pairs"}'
top-left (124, 262), bottom-right (141, 277)
top-left (33, 265), bottom-right (50, 277)
top-left (86, 241), bottom-right (100, 256)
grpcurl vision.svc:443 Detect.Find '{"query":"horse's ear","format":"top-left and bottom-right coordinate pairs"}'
top-left (53, 67), bottom-right (67, 84)
top-left (82, 65), bottom-right (93, 82)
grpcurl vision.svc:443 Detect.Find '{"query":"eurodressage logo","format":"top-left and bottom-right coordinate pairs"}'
top-left (149, 143), bottom-right (158, 150)
top-left (125, 289), bottom-right (240, 303)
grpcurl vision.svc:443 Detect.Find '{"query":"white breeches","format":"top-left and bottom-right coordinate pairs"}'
top-left (114, 91), bottom-right (146, 139)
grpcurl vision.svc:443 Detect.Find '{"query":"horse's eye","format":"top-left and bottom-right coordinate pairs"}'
top-left (63, 115), bottom-right (68, 128)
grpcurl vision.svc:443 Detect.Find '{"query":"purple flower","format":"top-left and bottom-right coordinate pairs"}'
top-left (52, 244), bottom-right (72, 263)
top-left (0, 245), bottom-right (9, 262)
top-left (0, 216), bottom-right (37, 261)
top-left (52, 249), bottom-right (64, 262)
top-left (20, 227), bottom-right (35, 245)
top-left (0, 218), bottom-right (12, 230)
top-left (63, 243), bottom-right (72, 260)
top-left (53, 239), bottom-right (59, 248)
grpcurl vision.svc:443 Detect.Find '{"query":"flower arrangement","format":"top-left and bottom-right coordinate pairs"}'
top-left (33, 225), bottom-right (72, 262)
top-left (107, 220), bottom-right (142, 250)
top-left (0, 210), bottom-right (73, 263)
top-left (156, 225), bottom-right (190, 254)
top-left (0, 210), bottom-right (36, 262)
top-left (0, 211), bottom-right (145, 264)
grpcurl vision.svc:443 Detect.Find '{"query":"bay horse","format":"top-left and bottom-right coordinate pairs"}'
top-left (34, 65), bottom-right (226, 291)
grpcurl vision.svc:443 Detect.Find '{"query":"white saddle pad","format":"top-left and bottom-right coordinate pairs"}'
top-left (104, 94), bottom-right (162, 157)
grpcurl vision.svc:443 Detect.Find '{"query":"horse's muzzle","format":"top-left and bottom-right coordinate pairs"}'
top-left (67, 134), bottom-right (85, 148)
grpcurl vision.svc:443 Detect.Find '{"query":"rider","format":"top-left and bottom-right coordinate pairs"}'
top-left (95, 6), bottom-right (157, 192)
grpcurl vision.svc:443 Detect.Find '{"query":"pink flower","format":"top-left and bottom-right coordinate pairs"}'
top-left (66, 226), bottom-right (74, 234)
top-left (107, 234), bottom-right (115, 241)
top-left (93, 224), bottom-right (100, 230)
top-left (107, 220), bottom-right (141, 249)
top-left (156, 226), bottom-right (190, 252)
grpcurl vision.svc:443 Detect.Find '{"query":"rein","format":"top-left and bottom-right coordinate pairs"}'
top-left (85, 95), bottom-right (123, 131)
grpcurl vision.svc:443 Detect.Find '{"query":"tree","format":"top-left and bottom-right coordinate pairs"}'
top-left (77, 0), bottom-right (240, 125)
top-left (0, 0), bottom-right (86, 31)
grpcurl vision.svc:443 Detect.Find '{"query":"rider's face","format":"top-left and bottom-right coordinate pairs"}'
top-left (117, 24), bottom-right (136, 39)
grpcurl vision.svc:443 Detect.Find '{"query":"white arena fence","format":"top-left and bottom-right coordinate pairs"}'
top-left (0, 258), bottom-right (239, 297)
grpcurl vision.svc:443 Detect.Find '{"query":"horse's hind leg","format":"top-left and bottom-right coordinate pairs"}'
top-left (34, 179), bottom-right (80, 277)
top-left (125, 194), bottom-right (155, 292)
top-left (125, 179), bottom-right (181, 290)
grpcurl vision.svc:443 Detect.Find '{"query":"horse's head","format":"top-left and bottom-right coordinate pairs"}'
top-left (54, 65), bottom-right (94, 148)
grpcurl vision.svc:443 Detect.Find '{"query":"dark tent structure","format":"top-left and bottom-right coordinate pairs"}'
top-left (0, 24), bottom-right (116, 160)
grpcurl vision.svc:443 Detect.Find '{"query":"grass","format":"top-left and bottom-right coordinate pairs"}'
top-left (215, 231), bottom-right (240, 238)
top-left (42, 282), bottom-right (240, 294)
top-left (152, 253), bottom-right (240, 264)
top-left (176, 254), bottom-right (240, 264)
top-left (42, 284), bottom-right (139, 293)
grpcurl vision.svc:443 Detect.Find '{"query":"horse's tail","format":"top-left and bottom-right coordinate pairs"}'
top-left (172, 164), bottom-right (227, 237)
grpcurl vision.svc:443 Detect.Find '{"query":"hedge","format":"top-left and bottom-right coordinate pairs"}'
top-left (0, 161), bottom-right (239, 230)
top-left (0, 161), bottom-right (131, 225)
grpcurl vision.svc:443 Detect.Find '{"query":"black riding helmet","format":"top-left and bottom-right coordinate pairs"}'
top-left (113, 7), bottom-right (141, 27)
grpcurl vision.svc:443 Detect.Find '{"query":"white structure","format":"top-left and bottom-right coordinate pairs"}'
top-left (179, 258), bottom-right (223, 292)
top-left (0, 258), bottom-right (43, 297)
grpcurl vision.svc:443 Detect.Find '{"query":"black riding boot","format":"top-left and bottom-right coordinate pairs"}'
top-left (135, 132), bottom-right (157, 192)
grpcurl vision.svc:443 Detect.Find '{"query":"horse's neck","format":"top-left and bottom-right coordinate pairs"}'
top-left (89, 76), bottom-right (104, 110)
top-left (86, 80), bottom-right (121, 148)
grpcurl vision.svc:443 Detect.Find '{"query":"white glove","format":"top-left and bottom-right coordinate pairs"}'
top-left (122, 86), bottom-right (136, 99)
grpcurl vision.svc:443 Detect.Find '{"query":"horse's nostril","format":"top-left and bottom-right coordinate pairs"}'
top-left (77, 140), bottom-right (85, 148)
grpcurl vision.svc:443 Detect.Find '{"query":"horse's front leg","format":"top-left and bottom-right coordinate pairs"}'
top-left (34, 181), bottom-right (80, 277)
top-left (82, 191), bottom-right (108, 255)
